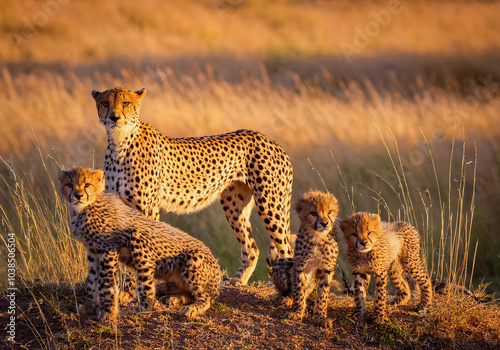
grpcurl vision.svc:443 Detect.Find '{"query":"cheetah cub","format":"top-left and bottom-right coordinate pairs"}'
top-left (272, 191), bottom-right (339, 328)
top-left (339, 212), bottom-right (432, 324)
top-left (59, 167), bottom-right (222, 322)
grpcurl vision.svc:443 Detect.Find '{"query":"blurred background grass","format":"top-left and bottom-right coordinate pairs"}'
top-left (0, 0), bottom-right (499, 293)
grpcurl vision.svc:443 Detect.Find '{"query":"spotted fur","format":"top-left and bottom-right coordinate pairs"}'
top-left (91, 87), bottom-right (294, 285)
top-left (272, 191), bottom-right (339, 328)
top-left (59, 167), bottom-right (222, 322)
top-left (339, 212), bottom-right (432, 324)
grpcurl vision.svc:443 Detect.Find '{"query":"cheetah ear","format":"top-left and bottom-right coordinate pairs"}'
top-left (371, 213), bottom-right (381, 223)
top-left (337, 219), bottom-right (348, 231)
top-left (135, 88), bottom-right (146, 99)
top-left (91, 89), bottom-right (101, 100)
top-left (95, 169), bottom-right (105, 184)
top-left (293, 198), bottom-right (305, 213)
top-left (58, 170), bottom-right (68, 183)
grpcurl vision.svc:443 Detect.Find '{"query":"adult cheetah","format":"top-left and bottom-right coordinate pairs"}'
top-left (59, 167), bottom-right (222, 322)
top-left (91, 87), bottom-right (294, 285)
top-left (272, 191), bottom-right (339, 328)
top-left (339, 212), bottom-right (432, 324)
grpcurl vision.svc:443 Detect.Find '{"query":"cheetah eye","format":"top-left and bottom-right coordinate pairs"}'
top-left (351, 232), bottom-right (358, 238)
top-left (368, 231), bottom-right (374, 236)
top-left (310, 211), bottom-right (318, 217)
top-left (122, 101), bottom-right (131, 107)
top-left (66, 183), bottom-right (73, 189)
top-left (84, 183), bottom-right (91, 188)
top-left (102, 101), bottom-right (109, 108)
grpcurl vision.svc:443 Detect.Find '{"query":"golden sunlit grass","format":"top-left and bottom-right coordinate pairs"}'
top-left (1, 0), bottom-right (499, 63)
top-left (0, 67), bottom-right (495, 289)
top-left (0, 150), bottom-right (87, 286)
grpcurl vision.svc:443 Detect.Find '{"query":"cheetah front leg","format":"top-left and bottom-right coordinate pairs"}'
top-left (79, 252), bottom-right (99, 316)
top-left (312, 270), bottom-right (334, 328)
top-left (372, 272), bottom-right (389, 324)
top-left (221, 182), bottom-right (259, 286)
top-left (288, 269), bottom-right (309, 321)
top-left (97, 251), bottom-right (120, 323)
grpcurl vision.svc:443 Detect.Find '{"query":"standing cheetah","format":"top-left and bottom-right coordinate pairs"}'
top-left (91, 87), bottom-right (294, 285)
top-left (272, 191), bottom-right (339, 328)
top-left (338, 212), bottom-right (432, 324)
top-left (59, 167), bottom-right (222, 322)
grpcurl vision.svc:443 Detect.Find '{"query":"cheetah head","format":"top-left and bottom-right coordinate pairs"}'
top-left (339, 212), bottom-right (381, 253)
top-left (91, 87), bottom-right (146, 132)
top-left (294, 190), bottom-right (339, 233)
top-left (58, 167), bottom-right (105, 210)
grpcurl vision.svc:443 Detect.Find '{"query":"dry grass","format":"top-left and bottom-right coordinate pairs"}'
top-left (1, 67), bottom-right (495, 286)
top-left (2, 0), bottom-right (500, 63)
top-left (1, 282), bottom-right (499, 349)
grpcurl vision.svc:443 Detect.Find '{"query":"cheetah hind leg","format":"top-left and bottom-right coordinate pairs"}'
top-left (405, 257), bottom-right (433, 309)
top-left (180, 290), bottom-right (212, 320)
top-left (157, 282), bottom-right (194, 307)
top-left (220, 181), bottom-right (259, 286)
top-left (387, 260), bottom-right (411, 306)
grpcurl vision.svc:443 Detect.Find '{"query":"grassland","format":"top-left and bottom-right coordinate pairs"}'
top-left (1, 282), bottom-right (499, 349)
top-left (1, 0), bottom-right (500, 348)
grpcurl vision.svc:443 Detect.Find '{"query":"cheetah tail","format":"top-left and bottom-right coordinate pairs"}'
top-left (336, 264), bottom-right (354, 296)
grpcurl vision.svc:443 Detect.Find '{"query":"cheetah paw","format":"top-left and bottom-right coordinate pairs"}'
top-left (118, 291), bottom-right (135, 305)
top-left (416, 302), bottom-right (430, 311)
top-left (180, 305), bottom-right (201, 320)
top-left (368, 313), bottom-right (388, 324)
top-left (312, 316), bottom-right (333, 328)
top-left (228, 278), bottom-right (243, 286)
top-left (78, 303), bottom-right (96, 316)
top-left (159, 295), bottom-right (181, 307)
top-left (276, 296), bottom-right (293, 308)
top-left (287, 311), bottom-right (304, 321)
top-left (97, 309), bottom-right (118, 323)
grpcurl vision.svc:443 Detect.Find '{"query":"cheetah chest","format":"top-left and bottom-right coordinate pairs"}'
top-left (303, 244), bottom-right (335, 273)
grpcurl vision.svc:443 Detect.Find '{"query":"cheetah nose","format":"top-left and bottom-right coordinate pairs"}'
top-left (74, 193), bottom-right (83, 200)
top-left (109, 115), bottom-right (120, 123)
